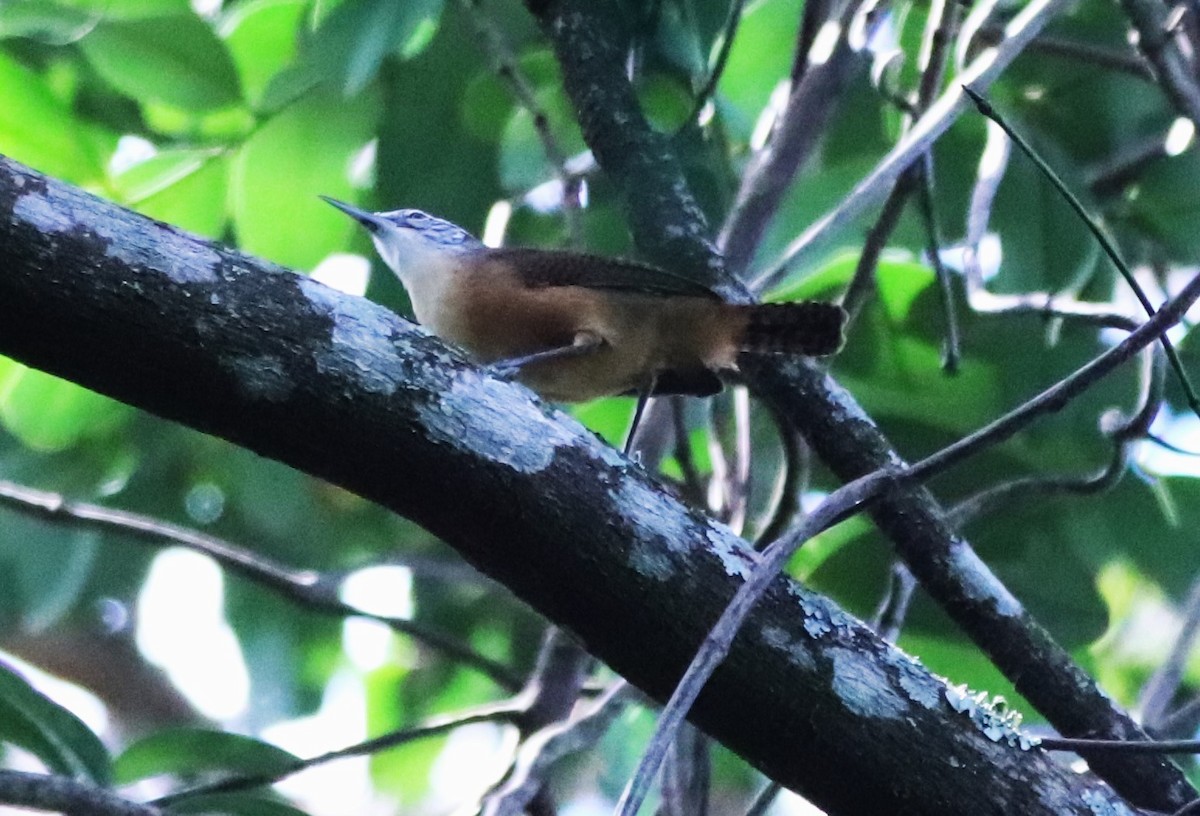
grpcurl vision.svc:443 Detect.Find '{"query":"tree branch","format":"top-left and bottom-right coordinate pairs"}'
top-left (523, 0), bottom-right (749, 302)
top-left (0, 479), bottom-right (522, 689)
top-left (0, 154), bottom-right (1148, 815)
top-left (526, 0), bottom-right (1197, 810)
top-left (0, 771), bottom-right (161, 816)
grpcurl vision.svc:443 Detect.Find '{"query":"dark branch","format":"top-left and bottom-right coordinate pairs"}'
top-left (0, 479), bottom-right (521, 690)
top-left (0, 154), bottom-right (1149, 815)
top-left (526, 0), bottom-right (1195, 809)
top-left (0, 771), bottom-right (161, 816)
top-left (524, 0), bottom-right (749, 302)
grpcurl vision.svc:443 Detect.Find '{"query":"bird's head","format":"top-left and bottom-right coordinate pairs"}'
top-left (321, 196), bottom-right (483, 282)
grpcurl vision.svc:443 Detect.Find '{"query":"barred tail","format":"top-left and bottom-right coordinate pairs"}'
top-left (737, 301), bottom-right (846, 356)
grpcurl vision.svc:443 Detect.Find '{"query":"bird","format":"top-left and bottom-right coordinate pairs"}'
top-left (322, 197), bottom-right (845, 449)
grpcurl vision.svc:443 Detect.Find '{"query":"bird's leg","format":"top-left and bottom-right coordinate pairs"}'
top-left (623, 372), bottom-right (657, 457)
top-left (488, 332), bottom-right (604, 378)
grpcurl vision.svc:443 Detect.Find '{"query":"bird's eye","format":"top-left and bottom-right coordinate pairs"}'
top-left (407, 212), bottom-right (428, 222)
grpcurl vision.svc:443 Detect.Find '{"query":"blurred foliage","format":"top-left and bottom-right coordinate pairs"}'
top-left (0, 0), bottom-right (1199, 812)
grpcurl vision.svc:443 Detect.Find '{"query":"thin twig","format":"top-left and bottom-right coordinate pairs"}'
top-left (966, 290), bottom-right (1142, 329)
top-left (670, 397), bottom-right (707, 505)
top-left (706, 399), bottom-right (731, 519)
top-left (1120, 0), bottom-right (1200, 126)
top-left (914, 154), bottom-right (961, 372)
top-left (0, 480), bottom-right (522, 690)
top-left (1141, 573), bottom-right (1200, 730)
top-left (753, 403), bottom-right (808, 547)
top-left (840, 176), bottom-right (911, 323)
top-left (951, 444), bottom-right (1130, 526)
top-left (754, 0), bottom-right (1076, 290)
top-left (871, 562), bottom-right (918, 643)
top-left (973, 26), bottom-right (1154, 78)
top-left (153, 701), bottom-right (525, 806)
top-left (743, 781), bottom-right (783, 816)
top-left (686, 0), bottom-right (747, 126)
top-left (1040, 736), bottom-right (1200, 754)
top-left (727, 387), bottom-right (752, 534)
top-left (963, 85), bottom-right (1200, 420)
top-left (1148, 432), bottom-right (1200, 457)
top-left (616, 269), bottom-right (1200, 816)
top-left (480, 681), bottom-right (632, 816)
top-left (458, 0), bottom-right (582, 243)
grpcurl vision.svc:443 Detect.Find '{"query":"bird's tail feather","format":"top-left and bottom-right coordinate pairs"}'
top-left (734, 301), bottom-right (846, 356)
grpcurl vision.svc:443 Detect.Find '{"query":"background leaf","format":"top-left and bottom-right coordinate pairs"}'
top-left (0, 662), bottom-right (112, 785)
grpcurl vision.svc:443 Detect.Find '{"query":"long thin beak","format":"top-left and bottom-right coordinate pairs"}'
top-left (319, 195), bottom-right (388, 233)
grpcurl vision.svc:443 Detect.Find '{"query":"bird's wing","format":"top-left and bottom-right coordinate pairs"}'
top-left (490, 248), bottom-right (721, 300)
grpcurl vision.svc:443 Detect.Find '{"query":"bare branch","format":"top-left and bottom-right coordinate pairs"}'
top-left (1120, 0), bottom-right (1200, 125)
top-left (755, 0), bottom-right (1076, 290)
top-left (0, 479), bottom-right (521, 690)
top-left (1141, 573), bottom-right (1200, 730)
top-left (480, 681), bottom-right (633, 816)
top-left (719, 0), bottom-right (865, 277)
top-left (0, 771), bottom-right (162, 816)
top-left (458, 0), bottom-right (583, 243)
top-left (871, 562), bottom-right (918, 643)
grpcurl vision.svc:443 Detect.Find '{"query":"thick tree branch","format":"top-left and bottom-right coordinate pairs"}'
top-left (0, 771), bottom-right (161, 816)
top-left (742, 353), bottom-right (1196, 811)
top-left (0, 156), bottom-right (1144, 815)
top-left (526, 0), bottom-right (1196, 810)
top-left (524, 0), bottom-right (749, 303)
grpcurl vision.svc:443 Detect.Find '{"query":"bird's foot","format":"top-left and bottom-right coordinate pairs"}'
top-left (485, 362), bottom-right (522, 381)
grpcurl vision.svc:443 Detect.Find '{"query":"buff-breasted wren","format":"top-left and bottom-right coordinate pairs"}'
top-left (322, 197), bottom-right (846, 409)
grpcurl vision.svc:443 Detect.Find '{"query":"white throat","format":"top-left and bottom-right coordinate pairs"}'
top-left (370, 228), bottom-right (479, 333)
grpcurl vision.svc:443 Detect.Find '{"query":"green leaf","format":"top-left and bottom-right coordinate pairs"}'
top-left (831, 258), bottom-right (1005, 434)
top-left (0, 52), bottom-right (109, 184)
top-left (14, 526), bottom-right (100, 632)
top-left (260, 0), bottom-right (444, 108)
top-left (230, 88), bottom-right (377, 269)
top-left (498, 93), bottom-right (586, 193)
top-left (54, 0), bottom-right (189, 18)
top-left (571, 398), bottom-right (635, 449)
top-left (716, 0), bottom-right (802, 137)
top-left (1121, 149), bottom-right (1200, 262)
top-left (81, 14), bottom-right (242, 111)
top-left (111, 148), bottom-right (230, 238)
top-left (114, 728), bottom-right (300, 785)
top-left (220, 0), bottom-right (307, 110)
top-left (788, 515), bottom-right (875, 581)
top-left (0, 1), bottom-right (95, 42)
top-left (0, 359), bottom-right (133, 452)
top-left (364, 664), bottom-right (437, 803)
top-left (637, 74), bottom-right (693, 132)
top-left (0, 662), bottom-right (112, 785)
